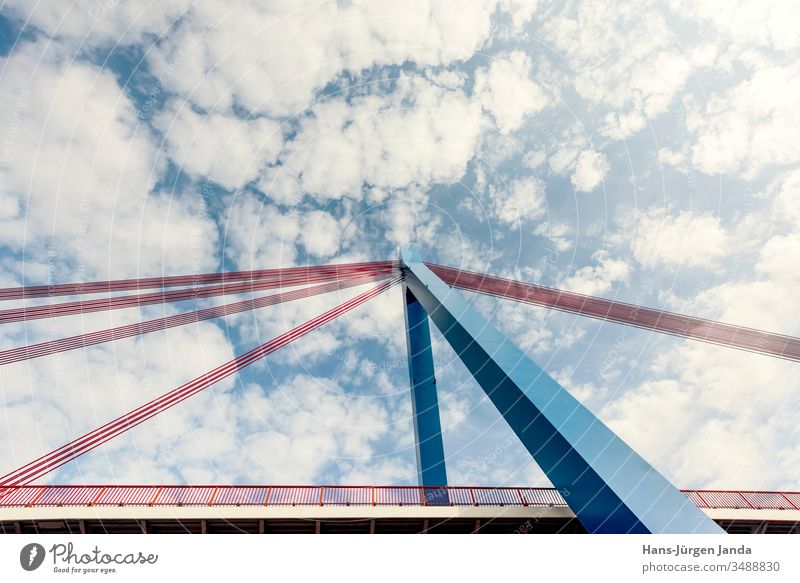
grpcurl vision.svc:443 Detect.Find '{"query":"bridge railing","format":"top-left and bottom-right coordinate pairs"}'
top-left (0, 486), bottom-right (797, 510)
top-left (683, 489), bottom-right (800, 511)
top-left (0, 485), bottom-right (566, 508)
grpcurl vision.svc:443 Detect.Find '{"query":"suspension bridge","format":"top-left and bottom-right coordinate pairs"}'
top-left (0, 249), bottom-right (798, 534)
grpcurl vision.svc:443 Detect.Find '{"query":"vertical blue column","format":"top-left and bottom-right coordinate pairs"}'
top-left (402, 250), bottom-right (449, 506)
top-left (401, 249), bottom-right (723, 533)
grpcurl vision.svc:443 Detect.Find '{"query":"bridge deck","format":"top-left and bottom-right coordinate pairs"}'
top-left (1, 486), bottom-right (798, 534)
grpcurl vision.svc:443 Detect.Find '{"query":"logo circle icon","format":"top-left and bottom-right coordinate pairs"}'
top-left (20, 543), bottom-right (46, 571)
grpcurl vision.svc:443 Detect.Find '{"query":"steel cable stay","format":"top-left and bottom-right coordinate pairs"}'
top-left (1, 258), bottom-right (797, 529)
top-left (428, 263), bottom-right (800, 363)
top-left (0, 272), bottom-right (392, 365)
top-left (3, 259), bottom-right (795, 363)
top-left (0, 276), bottom-right (400, 491)
top-left (0, 261), bottom-right (800, 516)
top-left (0, 260), bottom-right (400, 301)
top-left (0, 263), bottom-right (398, 324)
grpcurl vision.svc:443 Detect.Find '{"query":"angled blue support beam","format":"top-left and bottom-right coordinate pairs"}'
top-left (401, 250), bottom-right (449, 506)
top-left (400, 250), bottom-right (723, 534)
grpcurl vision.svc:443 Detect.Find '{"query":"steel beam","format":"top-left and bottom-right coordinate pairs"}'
top-left (401, 250), bottom-right (723, 534)
top-left (402, 251), bottom-right (449, 505)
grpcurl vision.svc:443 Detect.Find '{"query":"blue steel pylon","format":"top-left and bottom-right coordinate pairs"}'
top-left (399, 248), bottom-right (724, 534)
top-left (402, 281), bottom-right (449, 505)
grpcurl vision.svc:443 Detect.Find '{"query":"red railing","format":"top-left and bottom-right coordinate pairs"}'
top-left (0, 486), bottom-right (797, 511)
top-left (683, 489), bottom-right (800, 511)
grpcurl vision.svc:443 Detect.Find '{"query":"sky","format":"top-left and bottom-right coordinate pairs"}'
top-left (0, 0), bottom-right (798, 492)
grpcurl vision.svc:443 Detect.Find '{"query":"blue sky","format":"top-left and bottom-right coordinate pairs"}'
top-left (0, 1), bottom-right (798, 491)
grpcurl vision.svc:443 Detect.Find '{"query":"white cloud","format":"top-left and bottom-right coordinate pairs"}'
top-left (687, 64), bottom-right (800, 177)
top-left (331, 284), bottom-right (406, 357)
top-left (532, 222), bottom-right (573, 252)
top-left (144, 1), bottom-right (501, 118)
top-left (776, 168), bottom-right (800, 227)
top-left (4, 0), bottom-right (800, 494)
top-left (2, 0), bottom-right (194, 47)
top-left (223, 196), bottom-right (300, 269)
top-left (0, 320), bottom-right (236, 474)
top-left (440, 394), bottom-right (471, 430)
top-left (235, 376), bottom-right (392, 482)
top-left (603, 380), bottom-right (700, 468)
top-left (658, 146), bottom-right (688, 170)
top-left (756, 232), bottom-right (800, 283)
top-left (669, 0), bottom-right (800, 53)
top-left (155, 102), bottom-right (283, 190)
top-left (489, 176), bottom-right (546, 224)
top-left (484, 296), bottom-right (556, 355)
top-left (571, 149), bottom-right (609, 192)
top-left (498, 0), bottom-right (540, 33)
top-left (628, 208), bottom-right (729, 269)
top-left (67, 370), bottom-right (401, 484)
top-left (0, 42), bottom-right (219, 278)
top-left (603, 332), bottom-right (800, 488)
top-left (601, 168), bottom-right (800, 489)
top-left (564, 250), bottom-right (630, 296)
top-left (338, 458), bottom-right (415, 485)
top-left (543, 126), bottom-right (612, 193)
top-left (300, 210), bottom-right (341, 257)
top-left (265, 74), bottom-right (485, 202)
top-left (0, 287), bottom-right (411, 485)
top-left (475, 51), bottom-right (550, 134)
top-left (541, 0), bottom-right (694, 140)
top-left (378, 188), bottom-right (444, 248)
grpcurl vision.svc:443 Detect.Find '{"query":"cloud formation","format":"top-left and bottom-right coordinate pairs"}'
top-left (0, 1), bottom-right (798, 493)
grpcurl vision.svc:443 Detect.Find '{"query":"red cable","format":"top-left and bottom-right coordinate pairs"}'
top-left (0, 263), bottom-right (398, 324)
top-left (0, 276), bottom-right (400, 488)
top-left (0, 273), bottom-right (391, 365)
top-left (0, 260), bottom-right (400, 301)
top-left (0, 276), bottom-right (399, 486)
top-left (1, 278), bottom-right (398, 488)
top-left (427, 263), bottom-right (800, 363)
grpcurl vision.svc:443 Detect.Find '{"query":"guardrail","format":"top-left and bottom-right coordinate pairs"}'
top-left (683, 489), bottom-right (800, 511)
top-left (0, 486), bottom-right (797, 510)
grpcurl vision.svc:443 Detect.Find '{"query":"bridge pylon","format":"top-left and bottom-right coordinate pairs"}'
top-left (400, 248), bottom-right (723, 534)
